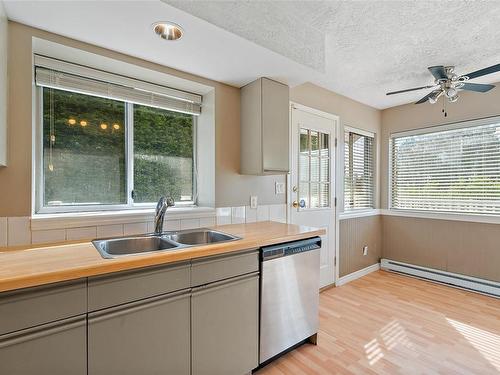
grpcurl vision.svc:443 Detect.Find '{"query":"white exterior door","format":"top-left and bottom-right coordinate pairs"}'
top-left (289, 104), bottom-right (338, 288)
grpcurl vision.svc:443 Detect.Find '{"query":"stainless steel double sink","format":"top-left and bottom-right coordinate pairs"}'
top-left (92, 229), bottom-right (240, 259)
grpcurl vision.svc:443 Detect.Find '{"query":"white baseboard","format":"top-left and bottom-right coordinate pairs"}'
top-left (381, 259), bottom-right (500, 298)
top-left (336, 263), bottom-right (380, 286)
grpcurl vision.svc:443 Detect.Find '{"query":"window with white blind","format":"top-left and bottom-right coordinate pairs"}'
top-left (390, 118), bottom-right (500, 215)
top-left (34, 55), bottom-right (202, 213)
top-left (344, 128), bottom-right (375, 210)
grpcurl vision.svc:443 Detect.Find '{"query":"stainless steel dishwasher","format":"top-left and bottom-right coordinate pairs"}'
top-left (259, 237), bottom-right (321, 365)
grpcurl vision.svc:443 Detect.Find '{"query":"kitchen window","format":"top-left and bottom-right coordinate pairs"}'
top-left (344, 128), bottom-right (375, 211)
top-left (390, 118), bottom-right (500, 215)
top-left (35, 56), bottom-right (202, 213)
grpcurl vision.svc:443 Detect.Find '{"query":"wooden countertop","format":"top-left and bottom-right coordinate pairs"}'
top-left (0, 221), bottom-right (325, 293)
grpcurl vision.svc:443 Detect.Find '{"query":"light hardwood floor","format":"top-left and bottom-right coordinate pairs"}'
top-left (256, 270), bottom-right (500, 375)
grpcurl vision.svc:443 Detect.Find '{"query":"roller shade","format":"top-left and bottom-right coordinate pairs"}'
top-left (34, 55), bottom-right (202, 115)
top-left (344, 129), bottom-right (375, 210)
top-left (391, 121), bottom-right (500, 215)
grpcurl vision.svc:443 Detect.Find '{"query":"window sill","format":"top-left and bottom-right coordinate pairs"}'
top-left (31, 207), bottom-right (216, 231)
top-left (381, 209), bottom-right (500, 225)
top-left (339, 209), bottom-right (381, 220)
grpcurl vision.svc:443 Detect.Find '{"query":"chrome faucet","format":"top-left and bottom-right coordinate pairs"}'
top-left (154, 196), bottom-right (175, 235)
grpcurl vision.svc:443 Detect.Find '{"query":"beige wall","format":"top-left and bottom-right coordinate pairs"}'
top-left (0, 22), bottom-right (285, 216)
top-left (339, 216), bottom-right (382, 277)
top-left (0, 0), bottom-right (7, 166)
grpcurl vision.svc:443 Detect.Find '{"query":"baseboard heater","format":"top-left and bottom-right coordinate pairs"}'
top-left (381, 259), bottom-right (500, 298)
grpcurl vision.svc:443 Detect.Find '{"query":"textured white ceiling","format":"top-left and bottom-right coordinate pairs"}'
top-left (167, 0), bottom-right (500, 108)
top-left (4, 0), bottom-right (500, 109)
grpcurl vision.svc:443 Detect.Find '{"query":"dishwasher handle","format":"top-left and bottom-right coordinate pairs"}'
top-left (261, 237), bottom-right (321, 261)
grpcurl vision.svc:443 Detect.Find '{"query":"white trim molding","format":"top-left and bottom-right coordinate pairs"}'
top-left (339, 209), bottom-right (381, 220)
top-left (381, 259), bottom-right (500, 298)
top-left (380, 209), bottom-right (500, 225)
top-left (336, 263), bottom-right (380, 286)
top-left (344, 125), bottom-right (375, 139)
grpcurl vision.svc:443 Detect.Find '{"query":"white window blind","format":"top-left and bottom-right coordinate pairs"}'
top-left (34, 55), bottom-right (202, 115)
top-left (391, 120), bottom-right (500, 215)
top-left (344, 129), bottom-right (375, 210)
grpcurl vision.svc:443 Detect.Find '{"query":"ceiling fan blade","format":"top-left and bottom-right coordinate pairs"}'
top-left (386, 85), bottom-right (436, 95)
top-left (461, 82), bottom-right (495, 93)
top-left (428, 66), bottom-right (447, 80)
top-left (463, 63), bottom-right (500, 79)
top-left (415, 91), bottom-right (436, 104)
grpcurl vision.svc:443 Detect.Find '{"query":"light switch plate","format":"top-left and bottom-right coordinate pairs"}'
top-left (250, 196), bottom-right (258, 209)
top-left (275, 182), bottom-right (285, 195)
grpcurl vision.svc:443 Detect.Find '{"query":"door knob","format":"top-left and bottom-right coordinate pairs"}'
top-left (292, 200), bottom-right (306, 209)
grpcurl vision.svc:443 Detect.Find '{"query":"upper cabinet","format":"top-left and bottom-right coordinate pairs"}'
top-left (240, 77), bottom-right (289, 175)
top-left (0, 1), bottom-right (7, 167)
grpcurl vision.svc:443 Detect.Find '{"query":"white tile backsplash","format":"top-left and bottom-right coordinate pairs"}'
top-left (66, 226), bottom-right (97, 241)
top-left (31, 229), bottom-right (66, 244)
top-left (123, 222), bottom-right (148, 236)
top-left (216, 207), bottom-right (232, 225)
top-left (180, 218), bottom-right (200, 230)
top-left (163, 219), bottom-right (181, 231)
top-left (7, 217), bottom-right (31, 246)
top-left (269, 204), bottom-right (287, 223)
top-left (245, 206), bottom-right (257, 223)
top-left (0, 204), bottom-right (288, 248)
top-left (199, 216), bottom-right (216, 227)
top-left (0, 218), bottom-right (7, 247)
top-left (257, 205), bottom-right (270, 222)
top-left (96, 224), bottom-right (123, 238)
top-left (231, 206), bottom-right (246, 224)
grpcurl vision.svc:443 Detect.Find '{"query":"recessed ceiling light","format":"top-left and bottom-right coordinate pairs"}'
top-left (152, 21), bottom-right (183, 41)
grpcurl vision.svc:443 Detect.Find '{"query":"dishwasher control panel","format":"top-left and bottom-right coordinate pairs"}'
top-left (261, 237), bottom-right (321, 261)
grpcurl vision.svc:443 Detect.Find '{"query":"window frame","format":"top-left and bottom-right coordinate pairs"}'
top-left (34, 87), bottom-right (198, 214)
top-left (388, 115), bottom-right (500, 216)
top-left (343, 126), bottom-right (376, 212)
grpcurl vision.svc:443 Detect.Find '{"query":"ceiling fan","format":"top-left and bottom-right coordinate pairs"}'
top-left (386, 63), bottom-right (500, 105)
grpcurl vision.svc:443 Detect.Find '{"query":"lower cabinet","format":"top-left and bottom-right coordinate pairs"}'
top-left (88, 290), bottom-right (191, 375)
top-left (191, 273), bottom-right (259, 375)
top-left (0, 315), bottom-right (87, 375)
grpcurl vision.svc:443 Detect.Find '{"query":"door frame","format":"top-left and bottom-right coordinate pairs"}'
top-left (288, 102), bottom-right (341, 288)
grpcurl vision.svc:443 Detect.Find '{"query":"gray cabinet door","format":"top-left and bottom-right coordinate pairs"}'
top-left (88, 290), bottom-right (191, 375)
top-left (262, 77), bottom-right (290, 173)
top-left (191, 273), bottom-right (259, 375)
top-left (0, 315), bottom-right (86, 375)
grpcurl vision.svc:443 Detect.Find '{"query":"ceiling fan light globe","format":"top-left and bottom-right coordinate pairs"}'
top-left (449, 95), bottom-right (459, 103)
top-left (428, 97), bottom-right (438, 104)
top-left (446, 88), bottom-right (458, 97)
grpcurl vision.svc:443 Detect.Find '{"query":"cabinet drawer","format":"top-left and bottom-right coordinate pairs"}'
top-left (191, 249), bottom-right (259, 287)
top-left (0, 315), bottom-right (87, 375)
top-left (88, 290), bottom-right (190, 375)
top-left (88, 261), bottom-right (190, 311)
top-left (0, 279), bottom-right (86, 335)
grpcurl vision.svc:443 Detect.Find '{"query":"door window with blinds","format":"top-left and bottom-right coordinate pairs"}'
top-left (344, 128), bottom-right (375, 210)
top-left (35, 56), bottom-right (202, 213)
top-left (390, 119), bottom-right (500, 215)
top-left (298, 128), bottom-right (330, 209)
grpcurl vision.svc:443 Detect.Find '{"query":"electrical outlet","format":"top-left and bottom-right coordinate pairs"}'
top-left (275, 182), bottom-right (285, 195)
top-left (363, 245), bottom-right (368, 256)
top-left (250, 196), bottom-right (258, 209)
